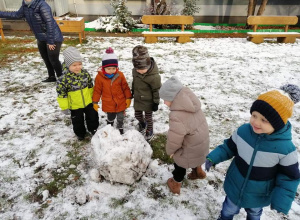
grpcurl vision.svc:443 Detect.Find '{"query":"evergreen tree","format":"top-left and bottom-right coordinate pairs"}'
top-left (110, 0), bottom-right (137, 32)
top-left (181, 0), bottom-right (200, 16)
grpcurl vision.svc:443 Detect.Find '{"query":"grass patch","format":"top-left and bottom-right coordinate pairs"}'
top-left (149, 133), bottom-right (173, 164)
top-left (0, 38), bottom-right (37, 67)
top-left (147, 183), bottom-right (166, 200)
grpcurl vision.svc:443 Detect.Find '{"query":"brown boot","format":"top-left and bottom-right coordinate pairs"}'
top-left (167, 178), bottom-right (181, 194)
top-left (188, 166), bottom-right (206, 180)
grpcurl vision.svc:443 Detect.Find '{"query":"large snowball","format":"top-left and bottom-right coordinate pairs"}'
top-left (91, 125), bottom-right (153, 185)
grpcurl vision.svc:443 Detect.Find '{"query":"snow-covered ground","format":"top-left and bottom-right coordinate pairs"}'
top-left (1, 35), bottom-right (300, 220)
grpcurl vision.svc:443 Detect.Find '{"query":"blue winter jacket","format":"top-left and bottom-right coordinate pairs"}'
top-left (0, 0), bottom-right (63, 44)
top-left (207, 122), bottom-right (300, 214)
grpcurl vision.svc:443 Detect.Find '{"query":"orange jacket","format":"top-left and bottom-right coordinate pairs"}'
top-left (92, 69), bottom-right (132, 113)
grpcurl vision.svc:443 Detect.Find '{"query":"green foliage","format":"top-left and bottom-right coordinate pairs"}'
top-left (149, 133), bottom-right (173, 164)
top-left (181, 0), bottom-right (200, 16)
top-left (110, 0), bottom-right (137, 32)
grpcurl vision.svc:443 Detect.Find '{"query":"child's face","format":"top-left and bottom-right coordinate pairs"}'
top-left (69, 62), bottom-right (82, 74)
top-left (104, 67), bottom-right (117, 74)
top-left (250, 111), bottom-right (275, 135)
top-left (136, 69), bottom-right (148, 74)
top-left (164, 100), bottom-right (172, 107)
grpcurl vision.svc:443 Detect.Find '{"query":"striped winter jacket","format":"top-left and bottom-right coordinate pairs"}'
top-left (207, 122), bottom-right (300, 214)
top-left (56, 67), bottom-right (94, 110)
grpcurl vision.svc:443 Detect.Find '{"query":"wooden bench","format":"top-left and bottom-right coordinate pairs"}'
top-left (55, 17), bottom-right (85, 44)
top-left (247, 16), bottom-right (300, 44)
top-left (141, 15), bottom-right (194, 43)
top-left (0, 18), bottom-right (5, 41)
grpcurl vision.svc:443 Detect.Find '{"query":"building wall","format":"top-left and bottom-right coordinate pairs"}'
top-left (67, 0), bottom-right (300, 23)
top-left (0, 0), bottom-right (299, 26)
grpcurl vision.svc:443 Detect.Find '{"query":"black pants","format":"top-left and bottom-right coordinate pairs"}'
top-left (70, 104), bottom-right (99, 138)
top-left (37, 40), bottom-right (62, 78)
top-left (172, 163), bottom-right (186, 182)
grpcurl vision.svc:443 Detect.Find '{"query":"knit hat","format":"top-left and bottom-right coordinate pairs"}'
top-left (102, 47), bottom-right (118, 68)
top-left (132, 45), bottom-right (151, 69)
top-left (63, 47), bottom-right (82, 68)
top-left (250, 84), bottom-right (300, 131)
top-left (159, 76), bottom-right (184, 102)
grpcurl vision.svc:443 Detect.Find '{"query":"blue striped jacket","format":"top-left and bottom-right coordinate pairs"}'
top-left (207, 122), bottom-right (300, 214)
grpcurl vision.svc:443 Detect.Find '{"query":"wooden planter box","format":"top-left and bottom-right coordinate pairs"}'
top-left (55, 17), bottom-right (85, 44)
top-left (0, 18), bottom-right (5, 41)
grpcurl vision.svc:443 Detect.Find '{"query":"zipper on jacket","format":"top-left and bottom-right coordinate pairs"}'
top-left (79, 75), bottom-right (86, 108)
top-left (237, 135), bottom-right (261, 206)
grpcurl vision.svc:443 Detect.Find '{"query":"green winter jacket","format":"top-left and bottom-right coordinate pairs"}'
top-left (132, 58), bottom-right (161, 111)
top-left (56, 67), bottom-right (94, 110)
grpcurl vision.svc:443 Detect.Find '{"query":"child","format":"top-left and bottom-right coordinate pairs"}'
top-left (205, 84), bottom-right (300, 219)
top-left (56, 47), bottom-right (99, 140)
top-left (132, 45), bottom-right (161, 141)
top-left (92, 47), bottom-right (132, 135)
top-left (159, 76), bottom-right (210, 194)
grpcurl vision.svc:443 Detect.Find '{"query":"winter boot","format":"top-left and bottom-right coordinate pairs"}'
top-left (119, 128), bottom-right (124, 135)
top-left (167, 178), bottom-right (181, 195)
top-left (42, 76), bottom-right (56, 83)
top-left (187, 166), bottom-right (206, 180)
top-left (145, 129), bottom-right (154, 142)
top-left (138, 121), bottom-right (147, 134)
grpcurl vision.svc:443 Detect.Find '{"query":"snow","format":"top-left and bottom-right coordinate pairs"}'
top-left (91, 125), bottom-right (152, 185)
top-left (248, 32), bottom-right (300, 35)
top-left (0, 33), bottom-right (300, 220)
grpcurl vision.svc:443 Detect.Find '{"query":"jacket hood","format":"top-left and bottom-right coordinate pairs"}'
top-left (170, 87), bottom-right (201, 113)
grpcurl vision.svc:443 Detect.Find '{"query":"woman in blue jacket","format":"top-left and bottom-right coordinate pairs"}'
top-left (0, 0), bottom-right (63, 82)
top-left (205, 84), bottom-right (300, 220)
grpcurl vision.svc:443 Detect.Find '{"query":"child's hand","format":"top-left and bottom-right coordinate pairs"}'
top-left (152, 103), bottom-right (159, 111)
top-left (205, 159), bottom-right (214, 172)
top-left (93, 103), bottom-right (99, 112)
top-left (126, 99), bottom-right (131, 108)
top-left (61, 110), bottom-right (70, 115)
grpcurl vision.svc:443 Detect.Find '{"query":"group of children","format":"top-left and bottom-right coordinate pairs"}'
top-left (56, 45), bottom-right (160, 141)
top-left (56, 45), bottom-right (300, 219)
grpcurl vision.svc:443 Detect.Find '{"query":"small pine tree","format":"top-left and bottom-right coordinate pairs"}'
top-left (181, 0), bottom-right (200, 16)
top-left (110, 0), bottom-right (137, 32)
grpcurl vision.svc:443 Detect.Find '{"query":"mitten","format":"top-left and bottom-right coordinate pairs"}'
top-left (61, 110), bottom-right (70, 115)
top-left (152, 103), bottom-right (159, 111)
top-left (126, 99), bottom-right (131, 108)
top-left (93, 103), bottom-right (99, 112)
top-left (205, 158), bottom-right (214, 172)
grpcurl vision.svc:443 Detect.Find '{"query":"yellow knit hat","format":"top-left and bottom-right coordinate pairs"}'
top-left (250, 84), bottom-right (300, 131)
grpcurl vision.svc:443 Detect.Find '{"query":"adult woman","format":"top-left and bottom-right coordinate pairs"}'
top-left (0, 0), bottom-right (63, 82)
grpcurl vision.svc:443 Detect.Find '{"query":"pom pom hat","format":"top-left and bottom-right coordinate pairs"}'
top-left (102, 47), bottom-right (118, 68)
top-left (250, 84), bottom-right (300, 131)
top-left (63, 47), bottom-right (82, 68)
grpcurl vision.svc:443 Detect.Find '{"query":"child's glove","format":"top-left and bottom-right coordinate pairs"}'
top-left (205, 158), bottom-right (214, 172)
top-left (61, 110), bottom-right (70, 115)
top-left (126, 99), bottom-right (131, 108)
top-left (93, 103), bottom-right (99, 112)
top-left (152, 103), bottom-right (159, 111)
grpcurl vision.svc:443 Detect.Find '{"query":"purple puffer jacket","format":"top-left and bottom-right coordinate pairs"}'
top-left (0, 0), bottom-right (63, 44)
